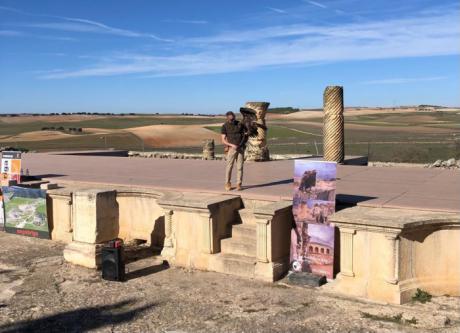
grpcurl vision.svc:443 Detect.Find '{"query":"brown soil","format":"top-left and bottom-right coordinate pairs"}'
top-left (127, 125), bottom-right (221, 147)
top-left (0, 130), bottom-right (73, 142)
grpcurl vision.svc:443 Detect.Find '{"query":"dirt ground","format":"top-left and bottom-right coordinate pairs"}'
top-left (0, 233), bottom-right (459, 333)
top-left (127, 125), bottom-right (221, 147)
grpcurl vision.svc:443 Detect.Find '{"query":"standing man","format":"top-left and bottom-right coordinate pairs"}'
top-left (221, 111), bottom-right (245, 191)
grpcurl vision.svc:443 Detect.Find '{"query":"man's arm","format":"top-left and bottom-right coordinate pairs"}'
top-left (221, 134), bottom-right (237, 149)
top-left (221, 124), bottom-right (237, 149)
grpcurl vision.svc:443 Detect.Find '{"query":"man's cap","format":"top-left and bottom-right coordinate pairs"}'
top-left (225, 111), bottom-right (235, 117)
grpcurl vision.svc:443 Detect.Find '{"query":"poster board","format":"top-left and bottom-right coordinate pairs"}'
top-left (2, 186), bottom-right (49, 239)
top-left (291, 160), bottom-right (337, 279)
top-left (1, 151), bottom-right (22, 183)
top-left (0, 193), bottom-right (4, 231)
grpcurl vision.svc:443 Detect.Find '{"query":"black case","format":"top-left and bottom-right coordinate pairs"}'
top-left (101, 246), bottom-right (125, 281)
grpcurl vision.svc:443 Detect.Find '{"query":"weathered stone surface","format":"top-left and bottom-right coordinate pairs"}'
top-left (72, 189), bottom-right (118, 244)
top-left (244, 101), bottom-right (270, 161)
top-left (202, 139), bottom-right (215, 160)
top-left (329, 206), bottom-right (460, 304)
top-left (63, 241), bottom-right (102, 269)
top-left (40, 182), bottom-right (58, 190)
top-left (2, 231), bottom-right (460, 332)
top-left (323, 86), bottom-right (345, 163)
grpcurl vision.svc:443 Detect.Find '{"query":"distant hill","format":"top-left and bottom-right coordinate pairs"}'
top-left (267, 107), bottom-right (300, 114)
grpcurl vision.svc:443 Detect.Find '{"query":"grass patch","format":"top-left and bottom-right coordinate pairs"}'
top-left (9, 132), bottom-right (144, 152)
top-left (361, 312), bottom-right (418, 326)
top-left (361, 312), bottom-right (403, 324)
top-left (412, 288), bottom-right (432, 303)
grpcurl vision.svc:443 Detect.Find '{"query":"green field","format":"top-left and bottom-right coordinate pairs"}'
top-left (0, 115), bottom-right (223, 136)
top-left (1, 111), bottom-right (459, 163)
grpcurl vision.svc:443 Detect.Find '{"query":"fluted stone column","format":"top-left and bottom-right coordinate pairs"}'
top-left (323, 86), bottom-right (344, 163)
top-left (202, 139), bottom-right (215, 160)
top-left (244, 101), bottom-right (270, 161)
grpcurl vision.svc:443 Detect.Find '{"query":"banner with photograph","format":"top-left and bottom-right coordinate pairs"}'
top-left (0, 193), bottom-right (4, 231)
top-left (1, 151), bottom-right (22, 183)
top-left (291, 160), bottom-right (337, 279)
top-left (2, 186), bottom-right (49, 239)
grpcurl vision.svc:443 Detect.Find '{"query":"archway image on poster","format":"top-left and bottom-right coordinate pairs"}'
top-left (290, 160), bottom-right (337, 279)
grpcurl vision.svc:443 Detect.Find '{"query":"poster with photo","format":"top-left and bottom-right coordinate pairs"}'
top-left (2, 186), bottom-right (49, 239)
top-left (0, 194), bottom-right (4, 231)
top-left (1, 151), bottom-right (22, 183)
top-left (291, 160), bottom-right (337, 279)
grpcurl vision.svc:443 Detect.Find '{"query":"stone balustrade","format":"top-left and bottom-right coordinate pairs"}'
top-left (327, 206), bottom-right (460, 304)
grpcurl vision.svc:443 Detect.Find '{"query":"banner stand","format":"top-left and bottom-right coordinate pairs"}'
top-left (288, 160), bottom-right (338, 285)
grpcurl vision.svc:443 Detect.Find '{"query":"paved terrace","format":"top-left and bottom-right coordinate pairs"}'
top-left (23, 152), bottom-right (460, 213)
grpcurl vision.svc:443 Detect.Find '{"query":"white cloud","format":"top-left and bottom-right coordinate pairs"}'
top-left (162, 19), bottom-right (208, 24)
top-left (14, 18), bottom-right (173, 42)
top-left (267, 7), bottom-right (287, 14)
top-left (38, 7), bottom-right (460, 79)
top-left (362, 76), bottom-right (448, 85)
top-left (0, 30), bottom-right (24, 36)
top-left (305, 1), bottom-right (327, 9)
top-left (1, 6), bottom-right (172, 42)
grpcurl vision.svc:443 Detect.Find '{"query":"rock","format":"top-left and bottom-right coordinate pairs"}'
top-left (446, 158), bottom-right (456, 167)
top-left (287, 272), bottom-right (327, 287)
top-left (432, 160), bottom-right (442, 167)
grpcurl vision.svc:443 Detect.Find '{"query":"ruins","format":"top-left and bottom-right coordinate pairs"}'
top-left (202, 139), bottom-right (215, 160)
top-left (2, 90), bottom-right (459, 307)
top-left (323, 86), bottom-right (345, 163)
top-left (243, 102), bottom-right (270, 161)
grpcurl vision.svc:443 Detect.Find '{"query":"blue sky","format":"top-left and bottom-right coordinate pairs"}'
top-left (0, 0), bottom-right (459, 114)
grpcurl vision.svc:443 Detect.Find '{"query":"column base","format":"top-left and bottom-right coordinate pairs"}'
top-left (160, 245), bottom-right (176, 264)
top-left (255, 259), bottom-right (289, 282)
top-left (63, 241), bottom-right (102, 269)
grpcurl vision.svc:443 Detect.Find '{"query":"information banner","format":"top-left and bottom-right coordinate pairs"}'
top-left (2, 186), bottom-right (49, 239)
top-left (1, 151), bottom-right (22, 183)
top-left (0, 193), bottom-right (4, 231)
top-left (290, 160), bottom-right (337, 279)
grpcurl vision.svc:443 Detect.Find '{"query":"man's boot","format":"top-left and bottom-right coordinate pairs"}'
top-left (225, 182), bottom-right (232, 191)
top-left (236, 183), bottom-right (242, 191)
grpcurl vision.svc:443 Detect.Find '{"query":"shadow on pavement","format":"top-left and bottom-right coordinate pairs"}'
top-left (0, 299), bottom-right (155, 333)
top-left (243, 178), bottom-right (293, 190)
top-left (126, 261), bottom-right (169, 281)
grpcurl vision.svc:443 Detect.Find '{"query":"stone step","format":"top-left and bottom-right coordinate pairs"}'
top-left (208, 253), bottom-right (256, 279)
top-left (237, 208), bottom-right (258, 225)
top-left (231, 223), bottom-right (256, 240)
top-left (221, 237), bottom-right (256, 257)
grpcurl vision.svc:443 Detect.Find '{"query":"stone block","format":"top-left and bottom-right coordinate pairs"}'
top-left (40, 182), bottom-right (58, 190)
top-left (63, 241), bottom-right (102, 269)
top-left (72, 189), bottom-right (118, 244)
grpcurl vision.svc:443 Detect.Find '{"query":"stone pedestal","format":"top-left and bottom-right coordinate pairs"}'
top-left (63, 189), bottom-right (119, 268)
top-left (323, 86), bottom-right (344, 163)
top-left (202, 139), bottom-right (215, 160)
top-left (244, 101), bottom-right (270, 161)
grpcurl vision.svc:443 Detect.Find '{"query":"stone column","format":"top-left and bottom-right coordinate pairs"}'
top-left (384, 233), bottom-right (400, 285)
top-left (323, 86), bottom-right (344, 163)
top-left (340, 228), bottom-right (356, 277)
top-left (202, 139), bottom-right (215, 160)
top-left (244, 101), bottom-right (270, 161)
top-left (161, 210), bottom-right (175, 258)
top-left (256, 218), bottom-right (270, 263)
